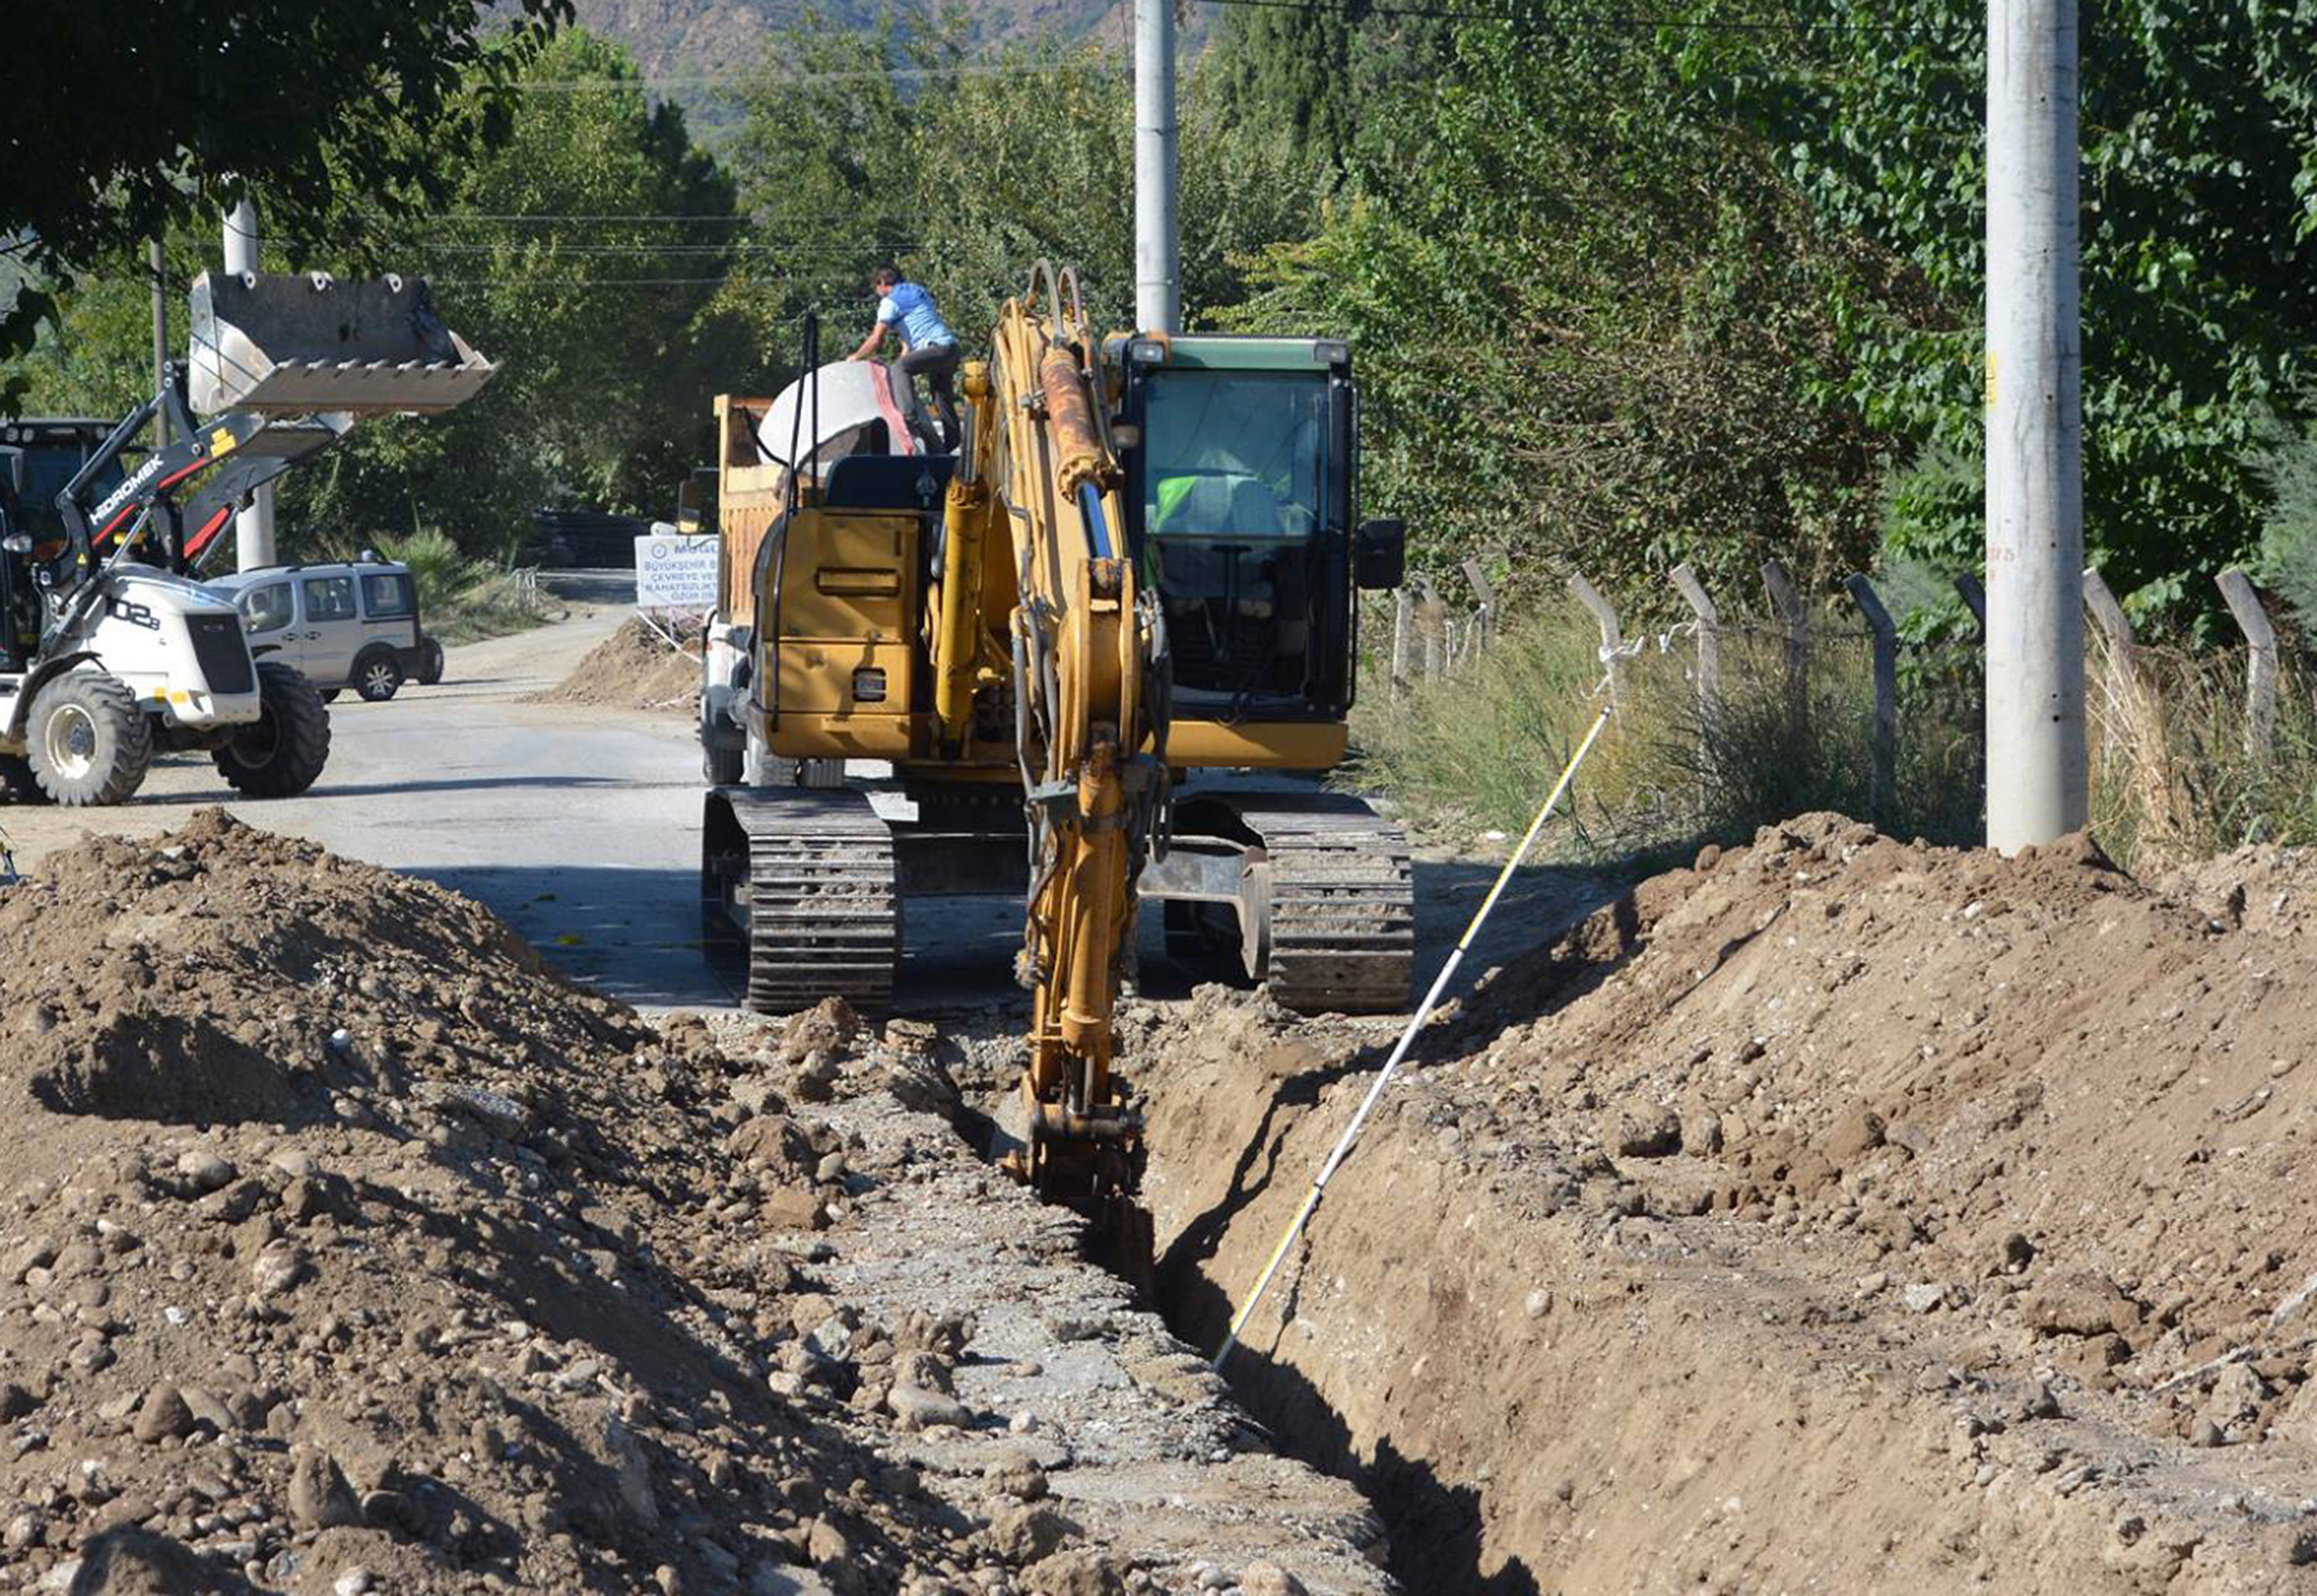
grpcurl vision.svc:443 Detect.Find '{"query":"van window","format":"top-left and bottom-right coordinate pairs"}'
top-left (360, 571), bottom-right (415, 618)
top-left (241, 583), bottom-right (294, 634)
top-left (302, 575), bottom-right (357, 622)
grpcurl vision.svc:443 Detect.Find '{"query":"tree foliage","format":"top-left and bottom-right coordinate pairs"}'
top-left (0, 0), bottom-right (569, 404)
top-left (1716, 0), bottom-right (2317, 622)
top-left (1226, 15), bottom-right (1895, 608)
top-left (279, 29), bottom-right (755, 559)
top-left (721, 11), bottom-right (1323, 368)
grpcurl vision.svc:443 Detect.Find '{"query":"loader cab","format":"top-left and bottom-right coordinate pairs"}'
top-left (0, 421), bottom-right (132, 672)
top-left (1114, 336), bottom-right (1388, 723)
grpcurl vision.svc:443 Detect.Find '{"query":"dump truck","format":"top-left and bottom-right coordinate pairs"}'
top-left (0, 271), bottom-right (495, 805)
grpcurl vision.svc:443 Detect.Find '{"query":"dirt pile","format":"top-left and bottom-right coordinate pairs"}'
top-left (1136, 814), bottom-right (2317, 1593)
top-left (534, 617), bottom-right (700, 713)
top-left (0, 812), bottom-right (1386, 1596)
top-left (0, 814), bottom-right (988, 1592)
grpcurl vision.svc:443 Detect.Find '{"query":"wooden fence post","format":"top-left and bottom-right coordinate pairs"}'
top-left (1567, 572), bottom-right (1623, 705)
top-left (1391, 588), bottom-right (1413, 699)
top-left (1761, 559), bottom-right (1810, 735)
top-left (1669, 562), bottom-right (1722, 733)
top-left (1953, 574), bottom-right (1987, 638)
top-left (2215, 568), bottom-right (2278, 765)
top-left (1846, 574), bottom-right (1900, 828)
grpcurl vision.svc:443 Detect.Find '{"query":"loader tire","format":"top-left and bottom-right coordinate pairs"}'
top-left (0, 754), bottom-right (51, 805)
top-left (213, 662), bottom-right (331, 798)
top-left (25, 672), bottom-right (153, 807)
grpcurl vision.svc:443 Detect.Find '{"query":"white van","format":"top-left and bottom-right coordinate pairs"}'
top-left (212, 556), bottom-right (445, 703)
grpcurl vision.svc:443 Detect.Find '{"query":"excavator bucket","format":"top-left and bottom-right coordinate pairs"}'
top-left (187, 270), bottom-right (498, 417)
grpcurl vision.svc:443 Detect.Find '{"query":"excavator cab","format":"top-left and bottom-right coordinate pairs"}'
top-left (1114, 336), bottom-right (1403, 727)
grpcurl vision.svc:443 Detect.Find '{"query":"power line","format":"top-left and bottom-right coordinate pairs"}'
top-left (507, 60), bottom-right (1126, 93)
top-left (1189, 0), bottom-right (1925, 29)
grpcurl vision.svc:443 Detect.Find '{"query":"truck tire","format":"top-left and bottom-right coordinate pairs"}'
top-left (25, 672), bottom-right (153, 807)
top-left (0, 754), bottom-right (51, 805)
top-left (212, 662), bottom-right (331, 798)
top-left (353, 648), bottom-right (404, 703)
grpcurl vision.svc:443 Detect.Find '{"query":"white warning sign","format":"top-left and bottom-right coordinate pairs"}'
top-left (633, 533), bottom-right (718, 611)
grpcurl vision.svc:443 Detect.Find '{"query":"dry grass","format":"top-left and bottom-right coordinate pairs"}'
top-left (1347, 605), bottom-right (1981, 865)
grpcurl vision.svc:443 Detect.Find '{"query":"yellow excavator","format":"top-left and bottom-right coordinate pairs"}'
top-left (699, 263), bottom-right (1411, 1234)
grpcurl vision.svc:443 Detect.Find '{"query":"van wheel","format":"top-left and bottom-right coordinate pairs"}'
top-left (0, 753), bottom-right (52, 805)
top-left (213, 662), bottom-right (331, 798)
top-left (354, 650), bottom-right (404, 703)
top-left (25, 672), bottom-right (153, 807)
top-left (419, 636), bottom-right (446, 686)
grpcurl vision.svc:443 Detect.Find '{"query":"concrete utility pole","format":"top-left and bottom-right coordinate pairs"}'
top-left (148, 238), bottom-right (170, 448)
top-left (1134, 0), bottom-right (1180, 334)
top-left (222, 197), bottom-right (277, 571)
top-left (1984, 0), bottom-right (2086, 852)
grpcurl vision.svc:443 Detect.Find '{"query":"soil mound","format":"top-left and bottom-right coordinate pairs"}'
top-left (534, 617), bottom-right (700, 713)
top-left (1141, 812), bottom-right (2317, 1592)
top-left (0, 812), bottom-right (961, 1591)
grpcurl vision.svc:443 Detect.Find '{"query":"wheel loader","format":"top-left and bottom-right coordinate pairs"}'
top-left (700, 265), bottom-right (1413, 1240)
top-left (0, 271), bottom-right (495, 806)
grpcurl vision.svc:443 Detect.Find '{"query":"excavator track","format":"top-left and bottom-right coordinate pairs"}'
top-left (704, 788), bottom-right (900, 1015)
top-left (1235, 794), bottom-right (1416, 1015)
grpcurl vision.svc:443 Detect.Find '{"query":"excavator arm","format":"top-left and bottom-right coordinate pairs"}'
top-left (938, 263), bottom-right (1171, 1252)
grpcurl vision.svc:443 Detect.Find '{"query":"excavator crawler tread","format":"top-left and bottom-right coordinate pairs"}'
top-left (705, 788), bottom-right (900, 1015)
top-left (1233, 794), bottom-right (1415, 1015)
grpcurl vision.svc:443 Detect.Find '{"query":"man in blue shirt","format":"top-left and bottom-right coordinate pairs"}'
top-left (849, 263), bottom-right (960, 451)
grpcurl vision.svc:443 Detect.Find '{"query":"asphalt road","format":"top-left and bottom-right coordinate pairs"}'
top-left (2, 605), bottom-right (1609, 1017)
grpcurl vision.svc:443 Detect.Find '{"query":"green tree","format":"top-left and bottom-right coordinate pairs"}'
top-left (1722, 0), bottom-right (2317, 624)
top-left (1230, 16), bottom-right (1893, 606)
top-left (0, 0), bottom-right (569, 402)
top-left (276, 28), bottom-right (754, 560)
top-left (723, 12), bottom-right (1321, 361)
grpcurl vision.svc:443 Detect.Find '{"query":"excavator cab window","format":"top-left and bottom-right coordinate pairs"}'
top-left (1132, 364), bottom-right (1352, 720)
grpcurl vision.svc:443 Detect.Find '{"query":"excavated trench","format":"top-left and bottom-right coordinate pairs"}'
top-left (1110, 819), bottom-right (2317, 1595)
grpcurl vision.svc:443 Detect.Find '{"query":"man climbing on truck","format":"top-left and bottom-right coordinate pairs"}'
top-left (849, 263), bottom-right (960, 451)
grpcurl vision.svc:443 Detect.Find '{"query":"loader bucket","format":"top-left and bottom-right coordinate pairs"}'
top-left (187, 270), bottom-right (498, 417)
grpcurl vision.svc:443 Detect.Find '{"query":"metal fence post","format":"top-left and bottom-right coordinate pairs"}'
top-left (1669, 563), bottom-right (1722, 733)
top-left (1846, 574), bottom-right (1899, 828)
top-left (2216, 568), bottom-right (2278, 766)
top-left (1567, 573), bottom-right (1623, 705)
top-left (1761, 559), bottom-right (1810, 736)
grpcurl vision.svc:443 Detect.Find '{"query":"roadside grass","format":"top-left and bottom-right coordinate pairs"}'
top-left (1345, 605), bottom-right (1983, 866)
top-left (2087, 638), bottom-right (2317, 872)
top-left (383, 530), bottom-right (551, 646)
top-left (1352, 601), bottom-right (2317, 874)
